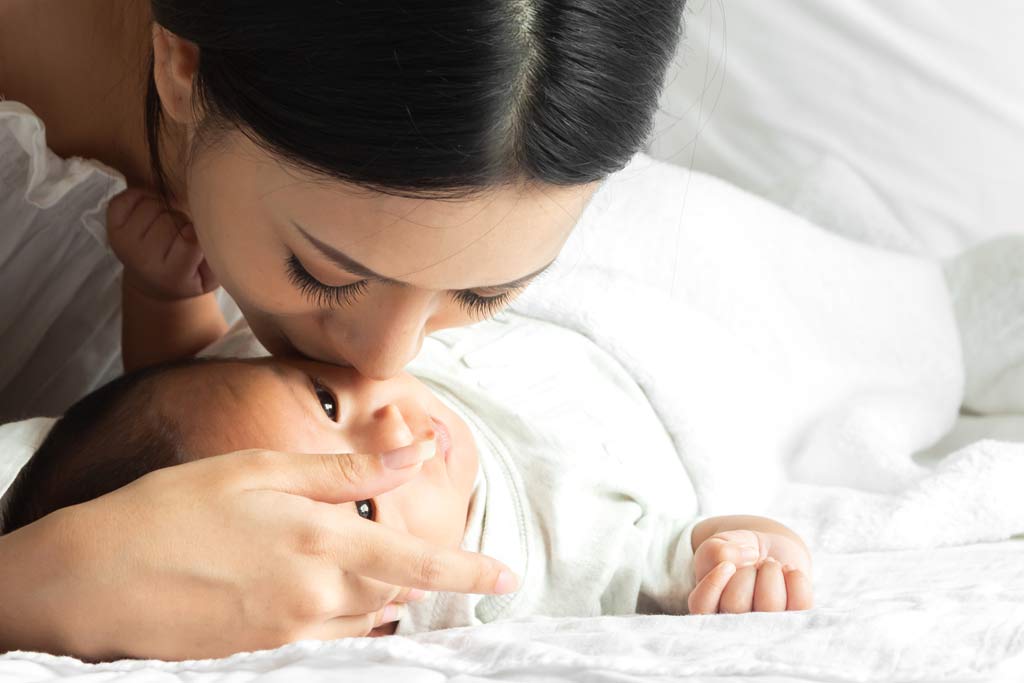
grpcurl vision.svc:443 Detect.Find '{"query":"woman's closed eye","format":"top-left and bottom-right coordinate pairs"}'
top-left (312, 378), bottom-right (338, 420)
top-left (287, 254), bottom-right (369, 309)
top-left (286, 253), bottom-right (523, 317)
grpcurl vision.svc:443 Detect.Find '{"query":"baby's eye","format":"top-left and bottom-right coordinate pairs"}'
top-left (313, 380), bottom-right (338, 421)
top-left (355, 499), bottom-right (376, 521)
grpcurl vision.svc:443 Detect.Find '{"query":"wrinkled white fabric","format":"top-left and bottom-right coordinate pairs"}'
top-left (2, 541), bottom-right (1021, 681)
top-left (0, 102), bottom-right (126, 422)
top-left (511, 155), bottom-right (1023, 552)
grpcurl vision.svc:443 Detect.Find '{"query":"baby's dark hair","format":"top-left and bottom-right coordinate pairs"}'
top-left (0, 360), bottom-right (206, 535)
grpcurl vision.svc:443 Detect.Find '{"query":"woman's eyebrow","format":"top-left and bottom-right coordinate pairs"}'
top-left (292, 221), bottom-right (553, 290)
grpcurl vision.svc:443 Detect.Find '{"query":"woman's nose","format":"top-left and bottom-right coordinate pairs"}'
top-left (346, 289), bottom-right (435, 380)
top-left (371, 404), bottom-right (431, 453)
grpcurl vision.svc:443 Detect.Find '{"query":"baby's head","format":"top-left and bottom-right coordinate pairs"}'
top-left (0, 358), bottom-right (479, 549)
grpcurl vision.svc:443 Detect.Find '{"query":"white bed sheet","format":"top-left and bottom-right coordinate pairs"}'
top-left (2, 539), bottom-right (1022, 682)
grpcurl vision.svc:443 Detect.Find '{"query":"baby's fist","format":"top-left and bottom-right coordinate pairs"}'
top-left (107, 189), bottom-right (218, 300)
top-left (689, 529), bottom-right (813, 615)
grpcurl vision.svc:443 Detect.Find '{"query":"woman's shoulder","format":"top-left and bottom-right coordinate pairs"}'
top-left (0, 0), bottom-right (152, 183)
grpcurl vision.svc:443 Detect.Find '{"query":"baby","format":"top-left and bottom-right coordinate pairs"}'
top-left (0, 194), bottom-right (813, 633)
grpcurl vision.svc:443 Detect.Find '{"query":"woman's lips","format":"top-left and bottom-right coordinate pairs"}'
top-left (430, 417), bottom-right (453, 462)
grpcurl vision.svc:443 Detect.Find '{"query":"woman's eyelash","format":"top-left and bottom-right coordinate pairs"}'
top-left (451, 289), bottom-right (518, 318)
top-left (287, 253), bottom-right (520, 316)
top-left (287, 255), bottom-right (368, 309)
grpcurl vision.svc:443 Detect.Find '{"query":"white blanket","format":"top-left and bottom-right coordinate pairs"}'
top-left (3, 541), bottom-right (1022, 681)
top-left (512, 155), bottom-right (1024, 553)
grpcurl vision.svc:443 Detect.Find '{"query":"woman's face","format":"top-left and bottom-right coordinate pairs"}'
top-left (162, 358), bottom-right (479, 549)
top-left (186, 133), bottom-right (596, 379)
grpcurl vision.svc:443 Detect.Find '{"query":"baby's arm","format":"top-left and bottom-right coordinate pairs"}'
top-left (107, 189), bottom-right (228, 371)
top-left (687, 515), bottom-right (813, 614)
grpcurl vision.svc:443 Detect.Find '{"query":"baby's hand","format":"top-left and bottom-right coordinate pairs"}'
top-left (689, 529), bottom-right (813, 614)
top-left (107, 189), bottom-right (218, 300)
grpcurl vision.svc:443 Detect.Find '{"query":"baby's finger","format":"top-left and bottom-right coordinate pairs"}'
top-left (165, 231), bottom-right (208, 295)
top-left (197, 258), bottom-right (220, 293)
top-left (718, 565), bottom-right (756, 613)
top-left (106, 188), bottom-right (150, 230)
top-left (126, 195), bottom-right (168, 242)
top-left (687, 561), bottom-right (737, 615)
top-left (752, 558), bottom-right (787, 612)
top-left (784, 567), bottom-right (814, 611)
top-left (698, 536), bottom-right (761, 570)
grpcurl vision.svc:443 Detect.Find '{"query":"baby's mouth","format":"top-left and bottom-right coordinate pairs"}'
top-left (430, 417), bottom-right (453, 462)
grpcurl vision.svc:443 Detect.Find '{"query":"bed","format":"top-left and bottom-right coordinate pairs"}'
top-left (3, 2), bottom-right (1024, 681)
top-left (2, 541), bottom-right (1022, 681)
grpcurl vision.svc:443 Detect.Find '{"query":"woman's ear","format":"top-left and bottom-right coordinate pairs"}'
top-left (151, 24), bottom-right (200, 124)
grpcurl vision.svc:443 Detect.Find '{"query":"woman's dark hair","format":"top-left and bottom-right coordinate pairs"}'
top-left (146, 0), bottom-right (687, 200)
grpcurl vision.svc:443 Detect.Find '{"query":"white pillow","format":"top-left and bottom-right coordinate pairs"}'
top-left (651, 0), bottom-right (1024, 257)
top-left (0, 417), bottom-right (56, 498)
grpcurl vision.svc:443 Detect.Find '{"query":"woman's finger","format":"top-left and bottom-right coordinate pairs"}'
top-left (718, 565), bottom-right (756, 613)
top-left (752, 558), bottom-right (787, 612)
top-left (784, 567), bottom-right (814, 611)
top-left (333, 518), bottom-right (516, 595)
top-left (392, 587), bottom-right (429, 604)
top-left (687, 561), bottom-right (737, 615)
top-left (296, 610), bottom-right (388, 642)
top-left (332, 575), bottom-right (430, 615)
top-left (227, 444), bottom-right (437, 503)
top-left (218, 448), bottom-right (516, 596)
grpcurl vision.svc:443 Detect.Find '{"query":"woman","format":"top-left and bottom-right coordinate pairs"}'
top-left (0, 0), bottom-right (686, 660)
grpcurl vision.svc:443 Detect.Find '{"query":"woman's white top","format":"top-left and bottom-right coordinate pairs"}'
top-left (0, 102), bottom-right (125, 422)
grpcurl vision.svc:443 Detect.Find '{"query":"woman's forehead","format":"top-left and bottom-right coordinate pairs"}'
top-left (222, 135), bottom-right (597, 289)
top-left (283, 183), bottom-right (591, 290)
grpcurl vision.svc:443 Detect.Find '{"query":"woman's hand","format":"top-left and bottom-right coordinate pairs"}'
top-left (687, 516), bottom-right (813, 615)
top-left (0, 446), bottom-right (516, 661)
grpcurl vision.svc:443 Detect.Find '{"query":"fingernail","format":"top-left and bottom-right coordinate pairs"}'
top-left (494, 570), bottom-right (519, 594)
top-left (381, 441), bottom-right (436, 469)
top-left (721, 561), bottom-right (737, 576)
top-left (406, 588), bottom-right (429, 602)
top-left (739, 546), bottom-right (759, 564)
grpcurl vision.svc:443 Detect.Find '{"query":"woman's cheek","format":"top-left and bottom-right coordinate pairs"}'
top-left (198, 226), bottom-right (309, 315)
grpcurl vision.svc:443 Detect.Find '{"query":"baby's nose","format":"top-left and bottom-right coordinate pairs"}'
top-left (372, 404), bottom-right (429, 453)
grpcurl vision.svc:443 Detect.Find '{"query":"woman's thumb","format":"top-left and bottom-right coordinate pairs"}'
top-left (233, 442), bottom-right (436, 503)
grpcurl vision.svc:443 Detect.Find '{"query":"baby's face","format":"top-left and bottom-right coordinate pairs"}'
top-left (161, 359), bottom-right (479, 549)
